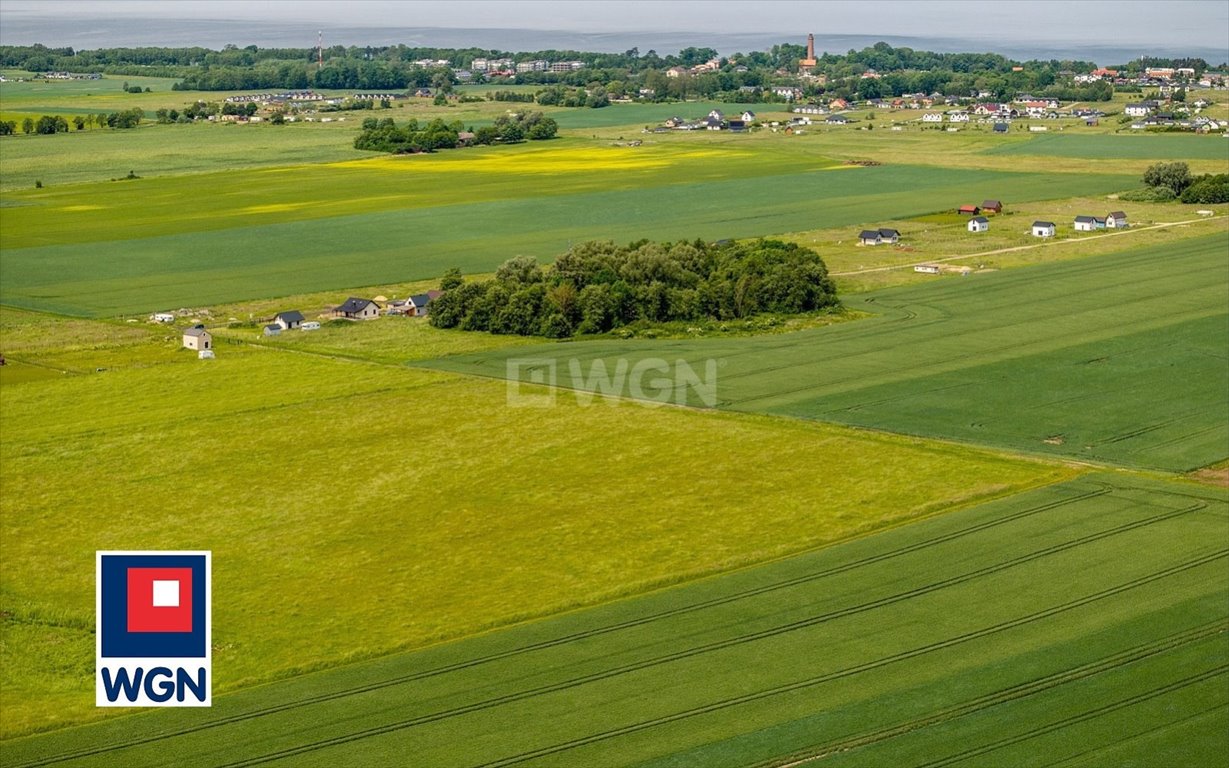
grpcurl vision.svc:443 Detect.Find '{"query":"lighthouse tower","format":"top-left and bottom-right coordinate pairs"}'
top-left (800, 33), bottom-right (818, 69)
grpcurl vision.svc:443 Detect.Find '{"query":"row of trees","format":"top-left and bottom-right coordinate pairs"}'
top-left (353, 111), bottom-right (558, 153)
top-left (1, 108), bottom-right (144, 135)
top-left (429, 239), bottom-right (839, 338)
top-left (6, 41), bottom-right (1204, 99)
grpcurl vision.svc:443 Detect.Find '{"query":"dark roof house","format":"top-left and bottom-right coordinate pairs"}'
top-left (333, 297), bottom-right (381, 320)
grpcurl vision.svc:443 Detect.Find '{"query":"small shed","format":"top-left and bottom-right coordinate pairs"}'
top-left (1106, 211), bottom-right (1128, 228)
top-left (1073, 215), bottom-right (1105, 231)
top-left (263, 324), bottom-right (282, 336)
top-left (183, 327), bottom-right (212, 351)
top-left (968, 216), bottom-right (990, 233)
top-left (1032, 221), bottom-right (1056, 238)
top-left (958, 205), bottom-right (981, 215)
top-left (981, 200), bottom-right (1003, 213)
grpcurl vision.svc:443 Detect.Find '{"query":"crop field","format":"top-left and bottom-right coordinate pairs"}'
top-left (982, 132), bottom-right (1229, 161)
top-left (5, 474), bottom-right (1225, 767)
top-left (427, 234), bottom-right (1229, 472)
top-left (2, 63), bottom-right (1227, 768)
top-left (0, 147), bottom-right (1134, 316)
top-left (0, 310), bottom-right (1064, 737)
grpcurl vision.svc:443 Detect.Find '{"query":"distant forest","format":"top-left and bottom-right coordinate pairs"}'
top-left (0, 42), bottom-right (1214, 102)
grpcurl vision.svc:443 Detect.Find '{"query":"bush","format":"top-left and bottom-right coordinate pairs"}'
top-left (1180, 175), bottom-right (1229, 204)
top-left (1118, 186), bottom-right (1177, 202)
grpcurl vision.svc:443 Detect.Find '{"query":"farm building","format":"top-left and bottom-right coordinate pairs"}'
top-left (332, 297), bottom-right (381, 320)
top-left (914, 264), bottom-right (941, 274)
top-left (1106, 211), bottom-right (1128, 228)
top-left (859, 228), bottom-right (900, 245)
top-left (968, 216), bottom-right (990, 232)
top-left (274, 310), bottom-right (304, 330)
top-left (1032, 221), bottom-right (1056, 238)
top-left (958, 205), bottom-right (980, 215)
top-left (1074, 215), bottom-right (1106, 231)
top-left (182, 327), bottom-right (212, 351)
top-left (981, 200), bottom-right (1003, 213)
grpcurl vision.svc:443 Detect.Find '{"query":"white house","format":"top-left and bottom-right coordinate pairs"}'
top-left (1125, 103), bottom-right (1152, 117)
top-left (182, 327), bottom-right (212, 351)
top-left (1106, 211), bottom-right (1128, 228)
top-left (1032, 221), bottom-right (1056, 238)
top-left (922, 112), bottom-right (943, 123)
top-left (1073, 215), bottom-right (1105, 231)
top-left (968, 216), bottom-right (990, 233)
top-left (274, 310), bottom-right (304, 330)
top-left (740, 110), bottom-right (756, 122)
top-left (948, 112), bottom-right (970, 122)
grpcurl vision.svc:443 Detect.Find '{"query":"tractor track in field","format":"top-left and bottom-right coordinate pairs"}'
top-left (211, 499), bottom-right (1207, 767)
top-left (916, 664), bottom-right (1229, 768)
top-left (8, 485), bottom-right (1114, 768)
top-left (768, 620), bottom-right (1229, 768)
top-left (458, 550), bottom-right (1229, 768)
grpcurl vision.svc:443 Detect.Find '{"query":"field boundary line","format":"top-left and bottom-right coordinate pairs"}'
top-left (10, 486), bottom-right (1114, 767)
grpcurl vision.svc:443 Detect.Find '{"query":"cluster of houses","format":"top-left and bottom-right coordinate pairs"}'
top-left (1031, 211), bottom-right (1127, 238)
top-left (170, 291), bottom-right (441, 357)
top-left (656, 109), bottom-right (757, 132)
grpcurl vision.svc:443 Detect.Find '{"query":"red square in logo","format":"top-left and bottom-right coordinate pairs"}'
top-left (127, 568), bottom-right (193, 633)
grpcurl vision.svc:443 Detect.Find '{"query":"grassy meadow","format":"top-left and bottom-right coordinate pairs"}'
top-left (427, 234), bottom-right (1229, 472)
top-left (4, 474), bottom-right (1224, 767)
top-left (2, 70), bottom-right (1228, 766)
top-left (0, 307), bottom-right (1068, 738)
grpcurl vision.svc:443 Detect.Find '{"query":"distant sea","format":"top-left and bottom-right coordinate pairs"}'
top-left (1, 14), bottom-right (1226, 67)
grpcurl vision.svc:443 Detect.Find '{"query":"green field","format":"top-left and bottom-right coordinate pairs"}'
top-left (426, 234), bottom-right (1229, 472)
top-left (3, 67), bottom-right (1227, 767)
top-left (4, 474), bottom-right (1225, 767)
top-left (983, 132), bottom-right (1229, 160)
top-left (0, 312), bottom-right (1064, 737)
top-left (0, 145), bottom-right (1135, 316)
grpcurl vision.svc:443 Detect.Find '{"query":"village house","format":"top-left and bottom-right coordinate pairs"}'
top-left (1032, 221), bottom-right (1056, 237)
top-left (922, 112), bottom-right (943, 123)
top-left (825, 114), bottom-right (849, 125)
top-left (981, 200), bottom-right (1003, 214)
top-left (859, 228), bottom-right (901, 245)
top-left (968, 216), bottom-right (990, 233)
top-left (794, 103), bottom-right (826, 115)
top-left (1106, 211), bottom-right (1128, 228)
top-left (332, 297), bottom-right (381, 320)
top-left (182, 326), bottom-right (212, 351)
top-left (740, 110), bottom-right (756, 122)
top-left (274, 311), bottom-right (304, 331)
top-left (1074, 215), bottom-right (1102, 231)
top-left (948, 111), bottom-right (970, 122)
top-left (263, 324), bottom-right (282, 336)
top-left (958, 205), bottom-right (981, 215)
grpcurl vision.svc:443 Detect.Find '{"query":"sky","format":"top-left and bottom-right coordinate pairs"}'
top-left (2, 0), bottom-right (1227, 48)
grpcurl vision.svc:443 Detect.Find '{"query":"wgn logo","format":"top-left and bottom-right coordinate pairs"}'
top-left (96, 551), bottom-right (211, 707)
